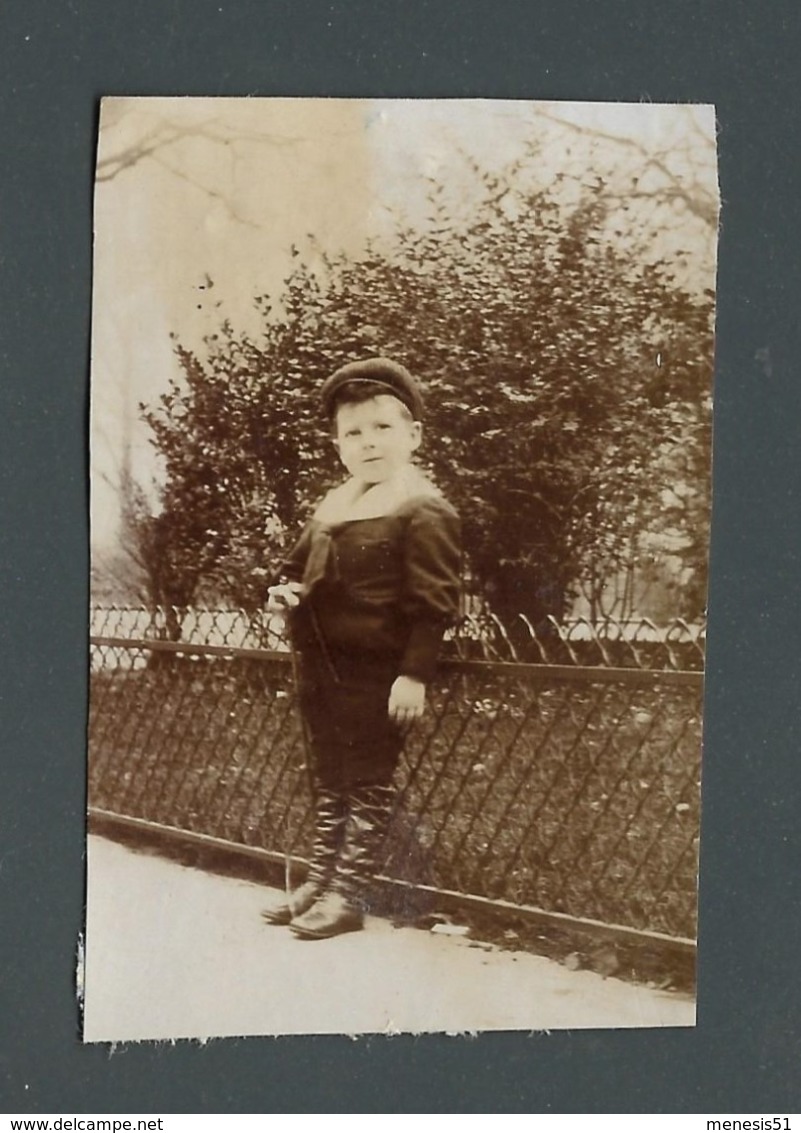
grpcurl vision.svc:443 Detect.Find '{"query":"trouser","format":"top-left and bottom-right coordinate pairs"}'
top-left (296, 642), bottom-right (405, 792)
top-left (294, 642), bottom-right (403, 904)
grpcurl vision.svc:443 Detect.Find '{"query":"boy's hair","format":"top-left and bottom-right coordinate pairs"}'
top-left (328, 380), bottom-right (414, 424)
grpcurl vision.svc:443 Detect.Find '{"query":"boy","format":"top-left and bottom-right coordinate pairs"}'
top-left (262, 358), bottom-right (461, 939)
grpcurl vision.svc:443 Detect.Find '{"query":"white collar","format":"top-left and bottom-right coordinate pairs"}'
top-left (312, 466), bottom-right (440, 524)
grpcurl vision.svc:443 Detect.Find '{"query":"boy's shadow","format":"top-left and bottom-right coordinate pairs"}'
top-left (369, 804), bottom-right (439, 925)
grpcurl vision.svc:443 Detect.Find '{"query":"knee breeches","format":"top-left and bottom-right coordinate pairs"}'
top-left (296, 646), bottom-right (404, 792)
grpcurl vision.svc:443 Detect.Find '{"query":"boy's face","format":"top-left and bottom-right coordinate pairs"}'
top-left (334, 394), bottom-right (422, 485)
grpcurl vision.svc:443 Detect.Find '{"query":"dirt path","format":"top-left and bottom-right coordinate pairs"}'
top-left (82, 835), bottom-right (694, 1042)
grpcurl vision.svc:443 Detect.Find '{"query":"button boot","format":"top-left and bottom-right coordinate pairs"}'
top-left (290, 785), bottom-right (395, 939)
top-left (261, 787), bottom-right (346, 925)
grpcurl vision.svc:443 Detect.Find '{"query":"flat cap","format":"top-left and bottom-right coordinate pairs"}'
top-left (320, 358), bottom-right (424, 420)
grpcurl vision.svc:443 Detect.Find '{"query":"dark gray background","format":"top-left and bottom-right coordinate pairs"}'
top-left (2, 0), bottom-right (799, 1114)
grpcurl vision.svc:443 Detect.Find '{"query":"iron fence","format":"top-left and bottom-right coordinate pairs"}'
top-left (88, 605), bottom-right (704, 950)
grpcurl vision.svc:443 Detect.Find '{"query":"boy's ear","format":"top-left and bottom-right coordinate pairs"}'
top-left (411, 421), bottom-right (422, 450)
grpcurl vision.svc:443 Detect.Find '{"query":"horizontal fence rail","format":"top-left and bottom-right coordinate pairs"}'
top-left (88, 606), bottom-right (704, 950)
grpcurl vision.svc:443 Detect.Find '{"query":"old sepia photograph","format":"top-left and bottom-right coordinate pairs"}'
top-left (84, 97), bottom-right (718, 1042)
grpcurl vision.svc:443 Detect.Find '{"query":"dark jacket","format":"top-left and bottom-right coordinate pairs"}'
top-left (280, 494), bottom-right (461, 683)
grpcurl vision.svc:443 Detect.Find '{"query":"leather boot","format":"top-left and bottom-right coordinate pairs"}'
top-left (290, 785), bottom-right (395, 939)
top-left (261, 787), bottom-right (346, 925)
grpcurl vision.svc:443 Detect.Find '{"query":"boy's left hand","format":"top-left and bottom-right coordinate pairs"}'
top-left (388, 676), bottom-right (426, 727)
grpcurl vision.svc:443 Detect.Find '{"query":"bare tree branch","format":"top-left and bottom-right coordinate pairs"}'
top-left (150, 152), bottom-right (262, 229)
top-left (97, 117), bottom-right (307, 182)
top-left (532, 107), bottom-right (719, 229)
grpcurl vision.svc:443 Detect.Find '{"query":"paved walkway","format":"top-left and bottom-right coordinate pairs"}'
top-left (82, 835), bottom-right (695, 1042)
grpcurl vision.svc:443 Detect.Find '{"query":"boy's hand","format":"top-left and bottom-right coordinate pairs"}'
top-left (388, 675), bottom-right (426, 727)
top-left (266, 581), bottom-right (303, 613)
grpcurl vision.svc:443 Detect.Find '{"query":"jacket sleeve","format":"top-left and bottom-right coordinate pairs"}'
top-left (269, 523), bottom-right (313, 588)
top-left (400, 499), bottom-right (462, 683)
